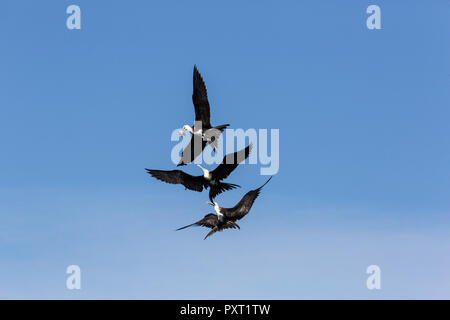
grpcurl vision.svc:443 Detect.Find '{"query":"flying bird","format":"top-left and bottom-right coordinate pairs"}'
top-left (146, 144), bottom-right (252, 201)
top-left (178, 65), bottom-right (230, 166)
top-left (176, 176), bottom-right (272, 239)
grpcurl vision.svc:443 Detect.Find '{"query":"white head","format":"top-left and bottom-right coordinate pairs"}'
top-left (197, 164), bottom-right (210, 178)
top-left (183, 124), bottom-right (193, 133)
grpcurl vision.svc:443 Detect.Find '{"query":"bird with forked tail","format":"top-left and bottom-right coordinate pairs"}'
top-left (146, 144), bottom-right (253, 201)
top-left (178, 65), bottom-right (230, 166)
top-left (176, 177), bottom-right (272, 239)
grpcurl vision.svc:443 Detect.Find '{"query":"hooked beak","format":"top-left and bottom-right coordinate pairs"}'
top-left (197, 164), bottom-right (207, 173)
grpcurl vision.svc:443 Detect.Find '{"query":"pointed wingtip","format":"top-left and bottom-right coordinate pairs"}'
top-left (258, 176), bottom-right (273, 190)
top-left (176, 223), bottom-right (195, 231)
top-left (246, 143), bottom-right (253, 156)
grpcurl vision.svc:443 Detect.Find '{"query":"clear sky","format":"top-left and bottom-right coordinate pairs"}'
top-left (0, 0), bottom-right (449, 299)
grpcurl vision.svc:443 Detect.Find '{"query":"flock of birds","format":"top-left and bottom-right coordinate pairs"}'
top-left (146, 66), bottom-right (272, 240)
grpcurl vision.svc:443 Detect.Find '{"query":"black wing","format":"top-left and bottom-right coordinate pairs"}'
top-left (208, 182), bottom-right (240, 202)
top-left (211, 144), bottom-right (252, 181)
top-left (192, 65), bottom-right (211, 129)
top-left (176, 213), bottom-right (218, 231)
top-left (177, 134), bottom-right (208, 166)
top-left (204, 220), bottom-right (240, 240)
top-left (145, 169), bottom-right (204, 192)
top-left (223, 177), bottom-right (272, 220)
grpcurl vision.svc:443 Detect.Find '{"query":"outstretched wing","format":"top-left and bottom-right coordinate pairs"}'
top-left (176, 213), bottom-right (218, 231)
top-left (177, 134), bottom-right (207, 166)
top-left (223, 177), bottom-right (272, 220)
top-left (211, 144), bottom-right (252, 180)
top-left (145, 169), bottom-right (204, 192)
top-left (192, 65), bottom-right (211, 129)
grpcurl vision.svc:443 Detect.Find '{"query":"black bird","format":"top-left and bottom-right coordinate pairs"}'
top-left (146, 144), bottom-right (252, 201)
top-left (176, 176), bottom-right (272, 239)
top-left (178, 65), bottom-right (229, 166)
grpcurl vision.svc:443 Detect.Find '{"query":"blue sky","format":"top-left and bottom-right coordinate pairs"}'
top-left (0, 0), bottom-right (449, 299)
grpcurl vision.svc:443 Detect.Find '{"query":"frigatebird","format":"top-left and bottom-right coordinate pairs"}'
top-left (146, 144), bottom-right (252, 201)
top-left (176, 176), bottom-right (272, 239)
top-left (178, 65), bottom-right (229, 166)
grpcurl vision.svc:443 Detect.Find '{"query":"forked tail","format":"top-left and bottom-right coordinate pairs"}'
top-left (213, 124), bottom-right (229, 132)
